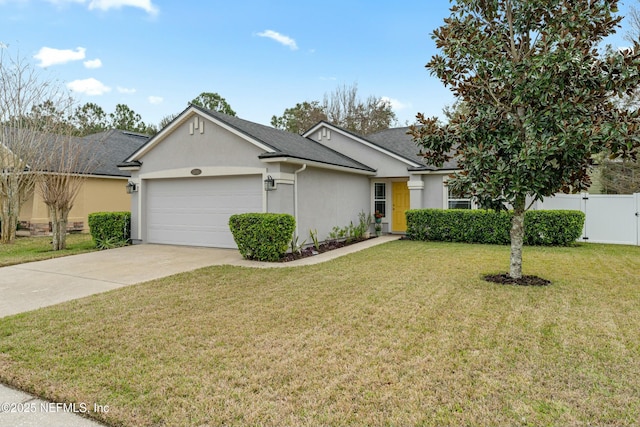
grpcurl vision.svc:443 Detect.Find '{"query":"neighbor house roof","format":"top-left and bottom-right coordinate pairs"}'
top-left (1, 127), bottom-right (149, 178)
top-left (84, 130), bottom-right (150, 177)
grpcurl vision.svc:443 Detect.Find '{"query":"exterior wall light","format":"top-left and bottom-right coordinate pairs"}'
top-left (264, 175), bottom-right (276, 191)
top-left (126, 181), bottom-right (138, 194)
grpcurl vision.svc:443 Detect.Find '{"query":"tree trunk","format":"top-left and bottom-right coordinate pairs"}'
top-left (509, 197), bottom-right (526, 279)
top-left (0, 198), bottom-right (19, 244)
top-left (49, 205), bottom-right (60, 250)
top-left (49, 205), bottom-right (69, 251)
top-left (57, 208), bottom-right (69, 250)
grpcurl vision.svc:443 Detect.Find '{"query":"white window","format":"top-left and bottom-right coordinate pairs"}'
top-left (447, 184), bottom-right (472, 209)
top-left (443, 178), bottom-right (475, 209)
top-left (374, 182), bottom-right (386, 217)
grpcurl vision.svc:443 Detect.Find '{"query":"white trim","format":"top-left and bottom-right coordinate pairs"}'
top-left (260, 156), bottom-right (376, 176)
top-left (304, 122), bottom-right (423, 168)
top-left (372, 181), bottom-right (388, 221)
top-left (411, 169), bottom-right (458, 175)
top-left (137, 179), bottom-right (143, 241)
top-left (293, 164), bottom-right (307, 237)
top-left (125, 106), bottom-right (276, 162)
top-left (31, 171), bottom-right (129, 180)
top-left (272, 172), bottom-right (295, 186)
top-left (139, 166), bottom-right (266, 180)
top-left (407, 180), bottom-right (424, 190)
top-left (117, 165), bottom-right (141, 172)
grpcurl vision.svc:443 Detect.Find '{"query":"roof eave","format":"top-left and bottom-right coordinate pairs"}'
top-left (408, 167), bottom-right (458, 174)
top-left (118, 161), bottom-right (142, 171)
top-left (260, 155), bottom-right (377, 176)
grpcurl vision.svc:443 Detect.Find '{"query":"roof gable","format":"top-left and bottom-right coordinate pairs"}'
top-left (304, 121), bottom-right (424, 168)
top-left (124, 105), bottom-right (375, 173)
top-left (305, 122), bottom-right (460, 172)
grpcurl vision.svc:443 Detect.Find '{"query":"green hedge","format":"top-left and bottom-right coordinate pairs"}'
top-left (229, 213), bottom-right (296, 262)
top-left (406, 209), bottom-right (585, 246)
top-left (88, 212), bottom-right (131, 249)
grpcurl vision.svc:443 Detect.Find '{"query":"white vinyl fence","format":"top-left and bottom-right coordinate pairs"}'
top-left (536, 193), bottom-right (640, 246)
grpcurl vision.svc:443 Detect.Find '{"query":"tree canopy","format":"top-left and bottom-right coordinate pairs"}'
top-left (409, 0), bottom-right (640, 280)
top-left (271, 83), bottom-right (397, 135)
top-left (191, 92), bottom-right (236, 116)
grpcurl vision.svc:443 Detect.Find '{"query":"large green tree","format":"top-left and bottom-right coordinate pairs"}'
top-left (71, 102), bottom-right (108, 136)
top-left (272, 83), bottom-right (397, 135)
top-left (109, 103), bottom-right (154, 134)
top-left (191, 92), bottom-right (236, 116)
top-left (409, 0), bottom-right (640, 280)
top-left (270, 101), bottom-right (327, 135)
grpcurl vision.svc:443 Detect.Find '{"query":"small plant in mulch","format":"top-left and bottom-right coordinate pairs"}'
top-left (484, 273), bottom-right (551, 286)
top-left (279, 236), bottom-right (377, 262)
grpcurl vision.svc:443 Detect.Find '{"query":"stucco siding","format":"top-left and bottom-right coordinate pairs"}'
top-left (19, 176), bottom-right (130, 234)
top-left (309, 129), bottom-right (412, 177)
top-left (295, 167), bottom-right (370, 241)
top-left (422, 174), bottom-right (447, 208)
top-left (139, 115), bottom-right (267, 173)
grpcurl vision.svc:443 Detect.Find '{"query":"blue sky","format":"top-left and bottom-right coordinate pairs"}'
top-left (0, 0), bottom-right (634, 129)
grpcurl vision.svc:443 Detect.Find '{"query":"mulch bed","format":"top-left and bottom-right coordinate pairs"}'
top-left (280, 236), bottom-right (378, 262)
top-left (484, 273), bottom-right (551, 286)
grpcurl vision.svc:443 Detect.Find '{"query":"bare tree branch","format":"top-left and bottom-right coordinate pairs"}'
top-left (0, 49), bottom-right (72, 243)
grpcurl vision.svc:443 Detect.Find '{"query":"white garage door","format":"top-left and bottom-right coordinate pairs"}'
top-left (146, 175), bottom-right (263, 248)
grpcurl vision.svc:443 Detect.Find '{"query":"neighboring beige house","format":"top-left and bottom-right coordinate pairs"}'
top-left (18, 129), bottom-right (149, 235)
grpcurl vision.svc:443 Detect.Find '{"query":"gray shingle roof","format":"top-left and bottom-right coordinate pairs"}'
top-left (365, 127), bottom-right (459, 171)
top-left (2, 127), bottom-right (148, 178)
top-left (83, 130), bottom-right (150, 177)
top-left (194, 105), bottom-right (375, 173)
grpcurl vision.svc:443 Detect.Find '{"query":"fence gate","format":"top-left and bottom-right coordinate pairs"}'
top-left (539, 193), bottom-right (640, 246)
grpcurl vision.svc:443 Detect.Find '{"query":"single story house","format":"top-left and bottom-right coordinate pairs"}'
top-left (118, 104), bottom-right (463, 249)
top-left (18, 129), bottom-right (149, 234)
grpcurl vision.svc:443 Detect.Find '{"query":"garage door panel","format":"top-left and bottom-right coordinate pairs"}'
top-left (146, 176), bottom-right (262, 248)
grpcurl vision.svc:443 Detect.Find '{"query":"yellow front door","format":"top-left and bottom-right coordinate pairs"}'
top-left (392, 181), bottom-right (410, 232)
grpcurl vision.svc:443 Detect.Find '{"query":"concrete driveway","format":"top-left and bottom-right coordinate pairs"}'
top-left (0, 244), bottom-right (243, 318)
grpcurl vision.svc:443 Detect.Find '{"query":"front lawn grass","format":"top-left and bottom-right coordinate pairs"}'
top-left (0, 241), bottom-right (639, 426)
top-left (0, 234), bottom-right (96, 267)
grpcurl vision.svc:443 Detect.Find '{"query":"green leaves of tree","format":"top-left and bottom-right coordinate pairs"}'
top-left (410, 0), bottom-right (640, 209)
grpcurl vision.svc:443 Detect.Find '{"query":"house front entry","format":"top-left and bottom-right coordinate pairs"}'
top-left (392, 181), bottom-right (410, 232)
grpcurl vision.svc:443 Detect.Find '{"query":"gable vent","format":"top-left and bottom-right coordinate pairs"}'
top-left (189, 117), bottom-right (205, 135)
top-left (318, 128), bottom-right (331, 141)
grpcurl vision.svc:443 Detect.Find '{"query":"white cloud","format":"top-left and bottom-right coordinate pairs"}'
top-left (257, 30), bottom-right (298, 50)
top-left (45, 0), bottom-right (158, 15)
top-left (381, 96), bottom-right (411, 111)
top-left (84, 58), bottom-right (102, 69)
top-left (88, 0), bottom-right (158, 15)
top-left (34, 46), bottom-right (86, 67)
top-left (148, 96), bottom-right (163, 105)
top-left (67, 78), bottom-right (111, 95)
top-left (44, 0), bottom-right (86, 5)
top-left (117, 86), bottom-right (136, 94)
